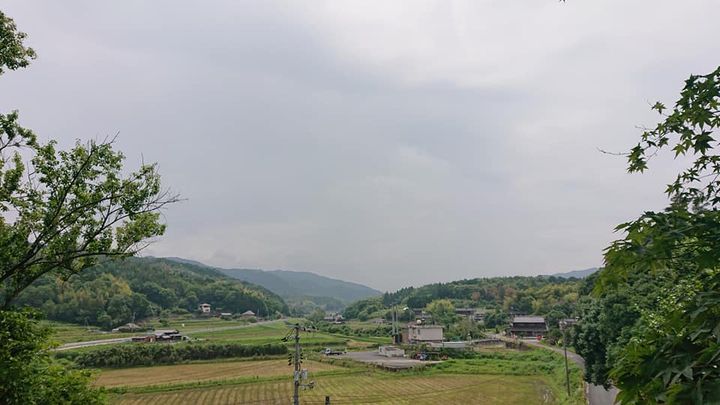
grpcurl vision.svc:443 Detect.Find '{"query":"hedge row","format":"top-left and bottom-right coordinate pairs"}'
top-left (57, 343), bottom-right (288, 368)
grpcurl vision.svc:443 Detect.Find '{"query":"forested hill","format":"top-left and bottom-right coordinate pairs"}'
top-left (14, 257), bottom-right (289, 329)
top-left (343, 275), bottom-right (583, 322)
top-left (164, 257), bottom-right (381, 303)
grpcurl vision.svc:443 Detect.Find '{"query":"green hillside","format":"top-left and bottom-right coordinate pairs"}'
top-left (14, 257), bottom-right (288, 329)
top-left (344, 275), bottom-right (582, 324)
top-left (164, 258), bottom-right (381, 304)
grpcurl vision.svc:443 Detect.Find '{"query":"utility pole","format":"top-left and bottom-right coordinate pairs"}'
top-left (293, 324), bottom-right (301, 405)
top-left (283, 323), bottom-right (314, 405)
top-left (560, 320), bottom-right (570, 397)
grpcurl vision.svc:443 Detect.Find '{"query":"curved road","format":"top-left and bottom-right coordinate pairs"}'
top-left (523, 339), bottom-right (618, 405)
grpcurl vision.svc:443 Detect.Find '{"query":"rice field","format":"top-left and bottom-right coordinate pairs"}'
top-left (112, 374), bottom-right (555, 404)
top-left (95, 359), bottom-right (342, 388)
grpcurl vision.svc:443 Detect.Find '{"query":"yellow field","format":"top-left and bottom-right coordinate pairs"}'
top-left (95, 360), bottom-right (340, 388)
top-left (113, 374), bottom-right (554, 404)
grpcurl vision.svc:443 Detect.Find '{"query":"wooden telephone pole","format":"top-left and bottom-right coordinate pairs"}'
top-left (283, 323), bottom-right (315, 405)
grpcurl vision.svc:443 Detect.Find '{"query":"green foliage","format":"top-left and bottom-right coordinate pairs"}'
top-left (483, 309), bottom-right (509, 329)
top-left (627, 66), bottom-right (720, 207)
top-left (307, 307), bottom-right (326, 323)
top-left (609, 270), bottom-right (720, 404)
top-left (0, 129), bottom-right (179, 307)
top-left (425, 299), bottom-right (456, 326)
top-left (0, 309), bottom-right (105, 404)
top-left (345, 276), bottom-right (582, 322)
top-left (58, 342), bottom-right (288, 368)
top-left (586, 65), bottom-right (720, 403)
top-left (0, 11), bottom-right (36, 75)
top-left (431, 349), bottom-right (585, 404)
top-left (14, 257), bottom-right (289, 328)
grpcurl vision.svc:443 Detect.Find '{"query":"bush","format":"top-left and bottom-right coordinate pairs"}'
top-left (1, 310), bottom-right (106, 404)
top-left (61, 342), bottom-right (288, 368)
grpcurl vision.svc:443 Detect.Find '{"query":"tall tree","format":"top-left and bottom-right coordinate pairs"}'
top-left (1, 10), bottom-right (177, 404)
top-left (582, 66), bottom-right (720, 403)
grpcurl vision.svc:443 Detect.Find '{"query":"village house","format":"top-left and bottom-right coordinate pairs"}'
top-left (508, 316), bottom-right (548, 338)
top-left (198, 303), bottom-right (211, 314)
top-left (241, 310), bottom-right (256, 318)
top-left (402, 324), bottom-right (444, 344)
top-left (323, 313), bottom-right (345, 324)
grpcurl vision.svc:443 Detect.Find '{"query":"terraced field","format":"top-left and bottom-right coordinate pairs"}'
top-left (95, 359), bottom-right (341, 388)
top-left (112, 374), bottom-right (554, 404)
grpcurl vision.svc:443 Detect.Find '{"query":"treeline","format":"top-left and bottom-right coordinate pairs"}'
top-left (343, 275), bottom-right (582, 322)
top-left (14, 257), bottom-right (289, 329)
top-left (56, 342), bottom-right (288, 368)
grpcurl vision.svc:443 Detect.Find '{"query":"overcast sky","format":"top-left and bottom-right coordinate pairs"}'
top-left (2, 1), bottom-right (719, 290)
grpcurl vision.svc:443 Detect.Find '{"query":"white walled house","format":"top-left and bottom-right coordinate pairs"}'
top-left (402, 324), bottom-right (444, 344)
top-left (198, 303), bottom-right (211, 314)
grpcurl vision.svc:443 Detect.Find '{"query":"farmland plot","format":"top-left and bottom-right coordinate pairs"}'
top-left (96, 359), bottom-right (341, 388)
top-left (113, 374), bottom-right (555, 404)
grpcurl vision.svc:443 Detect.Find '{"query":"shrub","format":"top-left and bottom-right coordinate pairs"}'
top-left (61, 342), bottom-right (288, 368)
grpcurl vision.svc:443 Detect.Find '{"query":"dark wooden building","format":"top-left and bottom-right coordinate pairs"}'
top-left (508, 316), bottom-right (548, 338)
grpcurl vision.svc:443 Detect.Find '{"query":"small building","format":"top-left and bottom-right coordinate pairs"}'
top-left (455, 308), bottom-right (476, 317)
top-left (323, 313), bottom-right (345, 324)
top-left (509, 316), bottom-right (548, 338)
top-left (220, 312), bottom-right (233, 319)
top-left (402, 324), bottom-right (444, 344)
top-left (378, 346), bottom-right (405, 358)
top-left (198, 303), bottom-right (211, 314)
top-left (241, 310), bottom-right (256, 318)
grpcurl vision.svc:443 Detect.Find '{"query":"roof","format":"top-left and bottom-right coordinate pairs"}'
top-left (407, 324), bottom-right (443, 329)
top-left (512, 316), bottom-right (546, 324)
top-left (241, 310), bottom-right (256, 315)
top-left (200, 303), bottom-right (211, 306)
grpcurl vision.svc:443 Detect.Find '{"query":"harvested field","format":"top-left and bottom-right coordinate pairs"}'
top-left (96, 359), bottom-right (340, 388)
top-left (113, 373), bottom-right (555, 404)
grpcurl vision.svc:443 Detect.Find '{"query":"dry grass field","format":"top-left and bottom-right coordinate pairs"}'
top-left (95, 359), bottom-right (341, 388)
top-left (112, 373), bottom-right (554, 404)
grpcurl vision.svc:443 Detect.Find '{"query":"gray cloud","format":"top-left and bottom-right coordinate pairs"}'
top-left (1, 1), bottom-right (718, 290)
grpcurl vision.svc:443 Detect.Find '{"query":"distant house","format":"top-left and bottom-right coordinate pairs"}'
top-left (509, 316), bottom-right (548, 338)
top-left (220, 312), bottom-right (233, 319)
top-left (241, 310), bottom-right (256, 318)
top-left (323, 313), bottom-right (345, 324)
top-left (198, 303), bottom-right (211, 314)
top-left (402, 324), bottom-right (444, 344)
top-left (455, 308), bottom-right (475, 316)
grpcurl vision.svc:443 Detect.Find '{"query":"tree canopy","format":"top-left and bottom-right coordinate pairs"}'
top-left (575, 65), bottom-right (720, 404)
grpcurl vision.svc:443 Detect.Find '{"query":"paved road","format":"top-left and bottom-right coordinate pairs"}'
top-left (522, 339), bottom-right (618, 405)
top-left (342, 351), bottom-right (442, 370)
top-left (55, 337), bottom-right (132, 351)
top-left (54, 319), bottom-right (284, 351)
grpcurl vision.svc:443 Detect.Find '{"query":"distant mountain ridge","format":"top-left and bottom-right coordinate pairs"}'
top-left (549, 267), bottom-right (599, 279)
top-left (163, 257), bottom-right (382, 303)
